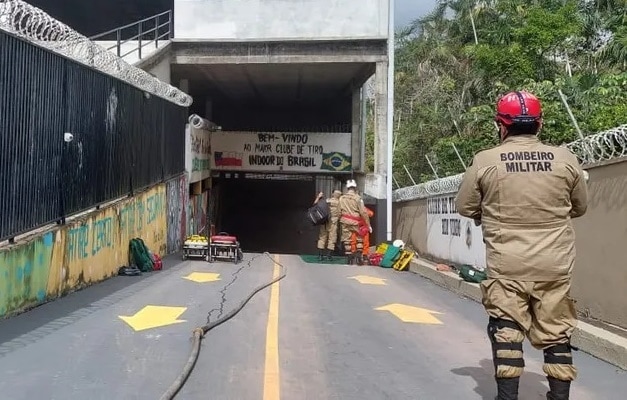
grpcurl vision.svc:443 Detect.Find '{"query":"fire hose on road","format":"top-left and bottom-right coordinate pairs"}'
top-left (159, 252), bottom-right (287, 400)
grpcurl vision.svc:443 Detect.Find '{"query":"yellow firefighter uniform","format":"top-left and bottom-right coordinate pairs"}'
top-left (339, 181), bottom-right (371, 265)
top-left (316, 190), bottom-right (342, 260)
top-left (456, 134), bottom-right (588, 397)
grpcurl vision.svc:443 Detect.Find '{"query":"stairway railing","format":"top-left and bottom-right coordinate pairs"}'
top-left (89, 10), bottom-right (172, 60)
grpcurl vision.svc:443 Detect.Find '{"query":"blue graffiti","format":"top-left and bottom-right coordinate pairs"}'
top-left (120, 196), bottom-right (162, 237)
top-left (43, 232), bottom-right (54, 247)
top-left (66, 217), bottom-right (114, 261)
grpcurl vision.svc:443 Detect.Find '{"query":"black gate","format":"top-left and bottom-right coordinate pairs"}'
top-left (0, 30), bottom-right (188, 241)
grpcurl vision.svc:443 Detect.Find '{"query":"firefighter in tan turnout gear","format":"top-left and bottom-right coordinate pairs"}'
top-left (339, 179), bottom-right (371, 265)
top-left (455, 91), bottom-right (588, 400)
top-left (315, 190), bottom-right (342, 261)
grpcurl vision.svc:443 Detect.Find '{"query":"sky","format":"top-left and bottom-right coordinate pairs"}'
top-left (395, 0), bottom-right (437, 28)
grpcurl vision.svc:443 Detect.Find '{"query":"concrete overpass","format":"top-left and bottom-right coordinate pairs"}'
top-left (106, 0), bottom-right (395, 254)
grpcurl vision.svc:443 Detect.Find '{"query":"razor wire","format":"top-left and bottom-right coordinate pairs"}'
top-left (393, 123), bottom-right (627, 202)
top-left (0, 0), bottom-right (193, 107)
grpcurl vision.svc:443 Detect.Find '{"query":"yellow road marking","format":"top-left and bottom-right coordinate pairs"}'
top-left (348, 275), bottom-right (387, 285)
top-left (118, 305), bottom-right (187, 331)
top-left (375, 303), bottom-right (443, 325)
top-left (263, 256), bottom-right (281, 400)
top-left (183, 272), bottom-right (221, 283)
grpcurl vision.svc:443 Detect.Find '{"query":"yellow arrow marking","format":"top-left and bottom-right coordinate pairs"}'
top-left (348, 275), bottom-right (387, 285)
top-left (183, 272), bottom-right (221, 283)
top-left (119, 305), bottom-right (187, 332)
top-left (374, 303), bottom-right (443, 325)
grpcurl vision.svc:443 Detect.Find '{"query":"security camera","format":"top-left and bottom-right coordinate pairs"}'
top-left (64, 132), bottom-right (74, 143)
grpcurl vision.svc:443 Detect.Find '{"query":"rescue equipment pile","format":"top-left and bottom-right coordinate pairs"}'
top-left (118, 238), bottom-right (163, 276)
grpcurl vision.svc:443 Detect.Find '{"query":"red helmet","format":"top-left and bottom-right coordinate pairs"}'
top-left (495, 91), bottom-right (543, 126)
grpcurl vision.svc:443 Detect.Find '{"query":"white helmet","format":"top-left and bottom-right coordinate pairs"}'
top-left (346, 179), bottom-right (357, 189)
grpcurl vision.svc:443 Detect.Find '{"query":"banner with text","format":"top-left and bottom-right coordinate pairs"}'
top-left (210, 132), bottom-right (352, 173)
top-left (186, 125), bottom-right (211, 183)
top-left (426, 194), bottom-right (486, 269)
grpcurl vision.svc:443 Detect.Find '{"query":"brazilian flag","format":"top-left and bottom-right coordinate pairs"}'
top-left (321, 152), bottom-right (352, 172)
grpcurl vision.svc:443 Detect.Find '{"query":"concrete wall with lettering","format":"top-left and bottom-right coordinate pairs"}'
top-left (166, 175), bottom-right (188, 253)
top-left (186, 124), bottom-right (211, 184)
top-left (0, 185), bottom-right (167, 318)
top-left (174, 0), bottom-right (388, 40)
top-left (393, 157), bottom-right (627, 329)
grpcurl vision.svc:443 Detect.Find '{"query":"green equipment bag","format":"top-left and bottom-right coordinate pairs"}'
top-left (129, 238), bottom-right (154, 272)
top-left (380, 245), bottom-right (402, 268)
top-left (458, 264), bottom-right (487, 283)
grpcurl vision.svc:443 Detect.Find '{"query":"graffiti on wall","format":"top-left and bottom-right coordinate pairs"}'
top-left (188, 191), bottom-right (209, 236)
top-left (186, 125), bottom-right (212, 184)
top-left (0, 184), bottom-right (168, 318)
top-left (166, 175), bottom-right (188, 254)
top-left (426, 194), bottom-right (486, 269)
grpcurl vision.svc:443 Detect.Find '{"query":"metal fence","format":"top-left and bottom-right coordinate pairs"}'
top-left (393, 124), bottom-right (627, 203)
top-left (0, 27), bottom-right (188, 241)
top-left (0, 1), bottom-right (191, 107)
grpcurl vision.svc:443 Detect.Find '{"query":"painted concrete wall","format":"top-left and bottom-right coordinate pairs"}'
top-left (393, 158), bottom-right (627, 330)
top-left (135, 44), bottom-right (172, 83)
top-left (0, 184), bottom-right (168, 318)
top-left (188, 191), bottom-right (209, 236)
top-left (166, 174), bottom-right (189, 254)
top-left (174, 0), bottom-right (389, 40)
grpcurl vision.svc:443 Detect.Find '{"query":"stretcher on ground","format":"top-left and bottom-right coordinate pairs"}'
top-left (182, 235), bottom-right (210, 261)
top-left (209, 232), bottom-right (243, 264)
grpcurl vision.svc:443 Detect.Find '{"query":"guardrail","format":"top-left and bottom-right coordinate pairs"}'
top-left (89, 10), bottom-right (172, 61)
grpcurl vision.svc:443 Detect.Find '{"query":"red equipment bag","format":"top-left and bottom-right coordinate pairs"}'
top-left (152, 253), bottom-right (163, 270)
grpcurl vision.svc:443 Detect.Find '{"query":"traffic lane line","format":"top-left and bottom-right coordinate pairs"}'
top-left (176, 253), bottom-right (277, 399)
top-left (263, 255), bottom-right (281, 400)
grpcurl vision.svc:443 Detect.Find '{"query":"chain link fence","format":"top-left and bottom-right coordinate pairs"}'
top-left (394, 123), bottom-right (627, 202)
top-left (0, 0), bottom-right (192, 107)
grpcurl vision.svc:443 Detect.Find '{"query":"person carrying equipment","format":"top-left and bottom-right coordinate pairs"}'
top-left (339, 179), bottom-right (372, 265)
top-left (455, 90), bottom-right (588, 400)
top-left (314, 190), bottom-right (342, 261)
top-left (350, 205), bottom-right (374, 264)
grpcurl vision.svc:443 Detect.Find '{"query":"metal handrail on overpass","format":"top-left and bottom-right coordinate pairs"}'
top-left (88, 10), bottom-right (172, 61)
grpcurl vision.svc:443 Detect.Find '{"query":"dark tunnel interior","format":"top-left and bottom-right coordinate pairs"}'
top-left (212, 176), bottom-right (321, 255)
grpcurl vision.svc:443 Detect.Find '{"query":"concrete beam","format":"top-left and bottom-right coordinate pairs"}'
top-left (171, 39), bottom-right (387, 65)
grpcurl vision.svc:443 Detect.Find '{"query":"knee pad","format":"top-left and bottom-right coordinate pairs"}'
top-left (488, 317), bottom-right (525, 378)
top-left (543, 343), bottom-right (577, 381)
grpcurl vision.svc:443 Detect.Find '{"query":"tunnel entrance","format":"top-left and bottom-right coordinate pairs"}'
top-left (212, 173), bottom-right (343, 254)
top-left (171, 42), bottom-right (381, 253)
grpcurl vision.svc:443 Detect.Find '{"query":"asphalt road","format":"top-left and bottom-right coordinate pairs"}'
top-left (0, 253), bottom-right (625, 400)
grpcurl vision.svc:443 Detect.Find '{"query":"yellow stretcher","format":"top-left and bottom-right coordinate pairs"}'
top-left (182, 235), bottom-right (209, 261)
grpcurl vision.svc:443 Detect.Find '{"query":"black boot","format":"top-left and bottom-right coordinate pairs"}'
top-left (346, 253), bottom-right (355, 265)
top-left (546, 377), bottom-right (570, 400)
top-left (495, 377), bottom-right (519, 400)
top-left (318, 250), bottom-right (324, 261)
top-left (356, 253), bottom-right (364, 266)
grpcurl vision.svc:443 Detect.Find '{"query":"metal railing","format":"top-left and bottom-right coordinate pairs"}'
top-left (393, 123), bottom-right (627, 203)
top-left (89, 10), bottom-right (172, 61)
top-left (0, 1), bottom-right (191, 107)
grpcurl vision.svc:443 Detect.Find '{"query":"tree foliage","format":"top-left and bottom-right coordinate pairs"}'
top-left (370, 0), bottom-right (627, 186)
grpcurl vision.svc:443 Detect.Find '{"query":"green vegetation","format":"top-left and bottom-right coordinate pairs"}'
top-left (367, 0), bottom-right (627, 186)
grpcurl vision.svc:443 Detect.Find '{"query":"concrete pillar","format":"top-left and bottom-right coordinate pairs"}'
top-left (373, 61), bottom-right (388, 177)
top-left (363, 61), bottom-right (389, 245)
top-left (351, 86), bottom-right (362, 172)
